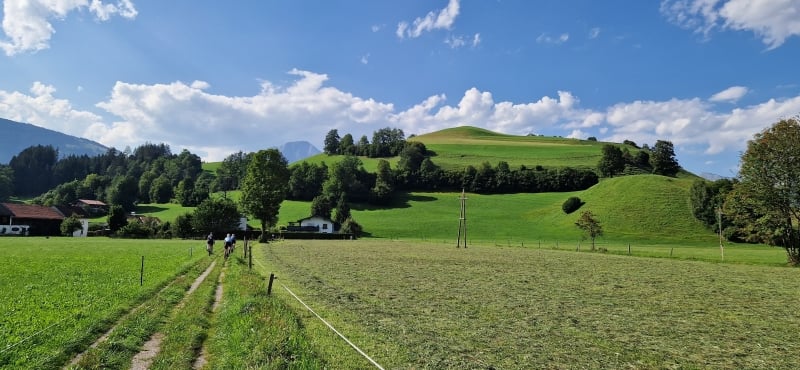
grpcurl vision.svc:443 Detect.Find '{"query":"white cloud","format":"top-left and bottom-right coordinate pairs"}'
top-left (0, 82), bottom-right (105, 137)
top-left (536, 33), bottom-right (569, 45)
top-left (4, 69), bottom-right (799, 172)
top-left (360, 53), bottom-right (370, 64)
top-left (444, 32), bottom-right (481, 49)
top-left (92, 70), bottom-right (395, 160)
top-left (0, 0), bottom-right (137, 56)
top-left (396, 0), bottom-right (460, 39)
top-left (661, 0), bottom-right (800, 49)
top-left (567, 129), bottom-right (588, 139)
top-left (709, 86), bottom-right (748, 102)
top-left (444, 35), bottom-right (466, 48)
top-left (589, 27), bottom-right (601, 39)
top-left (371, 24), bottom-right (383, 33)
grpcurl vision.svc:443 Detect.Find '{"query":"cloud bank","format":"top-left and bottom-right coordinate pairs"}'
top-left (1, 74), bottom-right (799, 173)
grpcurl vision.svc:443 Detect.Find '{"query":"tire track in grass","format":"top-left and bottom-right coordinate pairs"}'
top-left (192, 265), bottom-right (225, 369)
top-left (65, 273), bottom-right (189, 368)
top-left (129, 260), bottom-right (217, 370)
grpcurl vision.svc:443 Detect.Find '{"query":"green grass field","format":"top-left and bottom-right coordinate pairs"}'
top-left (0, 238), bottom-right (205, 369)
top-left (410, 126), bottom-right (610, 170)
top-left (257, 239), bottom-right (800, 369)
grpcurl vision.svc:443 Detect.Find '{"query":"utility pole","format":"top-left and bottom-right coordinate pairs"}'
top-left (718, 206), bottom-right (724, 261)
top-left (457, 189), bottom-right (468, 248)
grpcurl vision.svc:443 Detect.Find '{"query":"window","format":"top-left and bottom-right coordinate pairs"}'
top-left (322, 223), bottom-right (328, 229)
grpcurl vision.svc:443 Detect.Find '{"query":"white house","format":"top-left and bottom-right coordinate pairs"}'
top-left (295, 216), bottom-right (334, 234)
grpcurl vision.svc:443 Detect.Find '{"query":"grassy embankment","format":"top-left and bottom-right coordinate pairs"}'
top-left (257, 239), bottom-right (800, 369)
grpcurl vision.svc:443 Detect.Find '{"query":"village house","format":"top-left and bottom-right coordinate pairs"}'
top-left (285, 216), bottom-right (335, 234)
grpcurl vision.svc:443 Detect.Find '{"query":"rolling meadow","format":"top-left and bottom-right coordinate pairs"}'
top-left (2, 127), bottom-right (797, 368)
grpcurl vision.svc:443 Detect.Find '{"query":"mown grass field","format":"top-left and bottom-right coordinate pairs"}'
top-left (0, 238), bottom-right (205, 369)
top-left (411, 126), bottom-right (608, 170)
top-left (257, 239), bottom-right (800, 369)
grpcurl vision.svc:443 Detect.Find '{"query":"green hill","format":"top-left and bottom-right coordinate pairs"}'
top-left (290, 126), bottom-right (627, 172)
top-left (187, 126), bottom-right (714, 246)
top-left (411, 125), bottom-right (611, 170)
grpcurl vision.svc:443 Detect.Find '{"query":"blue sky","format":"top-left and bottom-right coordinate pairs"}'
top-left (1, 0), bottom-right (799, 176)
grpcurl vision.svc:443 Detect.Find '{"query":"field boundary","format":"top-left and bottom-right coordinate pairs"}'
top-left (281, 284), bottom-right (384, 370)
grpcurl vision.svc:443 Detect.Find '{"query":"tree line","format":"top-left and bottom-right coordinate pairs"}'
top-left (689, 117), bottom-right (800, 265)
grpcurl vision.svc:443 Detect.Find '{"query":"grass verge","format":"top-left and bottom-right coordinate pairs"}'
top-left (149, 258), bottom-right (223, 369)
top-left (203, 252), bottom-right (326, 368)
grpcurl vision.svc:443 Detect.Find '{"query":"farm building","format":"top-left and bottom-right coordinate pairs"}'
top-left (0, 203), bottom-right (64, 236)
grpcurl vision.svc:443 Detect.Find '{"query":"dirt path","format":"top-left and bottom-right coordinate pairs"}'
top-left (65, 272), bottom-right (188, 368)
top-left (192, 266), bottom-right (226, 369)
top-left (128, 260), bottom-right (217, 370)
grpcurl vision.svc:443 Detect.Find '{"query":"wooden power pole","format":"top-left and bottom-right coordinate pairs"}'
top-left (457, 189), bottom-right (468, 248)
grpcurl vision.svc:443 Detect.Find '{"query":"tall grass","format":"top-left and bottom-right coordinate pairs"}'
top-left (202, 254), bottom-right (326, 368)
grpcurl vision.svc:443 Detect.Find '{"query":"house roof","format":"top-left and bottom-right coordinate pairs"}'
top-left (1, 203), bottom-right (64, 220)
top-left (54, 205), bottom-right (89, 218)
top-left (77, 199), bottom-right (107, 206)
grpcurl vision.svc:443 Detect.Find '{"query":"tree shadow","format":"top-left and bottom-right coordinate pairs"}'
top-left (135, 205), bottom-right (169, 214)
top-left (351, 191), bottom-right (438, 211)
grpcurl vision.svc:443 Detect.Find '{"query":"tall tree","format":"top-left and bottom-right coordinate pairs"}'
top-left (370, 159), bottom-right (394, 204)
top-left (215, 151), bottom-right (250, 193)
top-left (324, 129), bottom-right (341, 155)
top-left (106, 175), bottom-right (138, 212)
top-left (597, 144), bottom-right (625, 177)
top-left (730, 117), bottom-right (800, 265)
top-left (192, 197), bottom-right (241, 235)
top-left (332, 193), bottom-right (351, 225)
top-left (9, 145), bottom-right (58, 196)
top-left (0, 165), bottom-right (13, 202)
top-left (651, 140), bottom-right (680, 176)
top-left (240, 149), bottom-right (290, 241)
top-left (107, 204), bottom-right (128, 233)
top-left (575, 210), bottom-right (603, 251)
top-left (339, 133), bottom-right (355, 155)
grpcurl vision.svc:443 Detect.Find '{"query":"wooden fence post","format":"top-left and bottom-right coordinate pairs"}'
top-left (267, 273), bottom-right (275, 295)
top-left (140, 256), bottom-right (144, 286)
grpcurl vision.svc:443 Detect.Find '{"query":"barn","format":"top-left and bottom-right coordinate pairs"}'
top-left (0, 203), bottom-right (65, 236)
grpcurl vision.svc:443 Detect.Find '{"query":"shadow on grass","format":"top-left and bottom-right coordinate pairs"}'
top-left (352, 192), bottom-right (438, 211)
top-left (135, 205), bottom-right (169, 214)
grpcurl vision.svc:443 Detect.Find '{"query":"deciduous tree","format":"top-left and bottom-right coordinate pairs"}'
top-left (575, 210), bottom-right (603, 251)
top-left (240, 149), bottom-right (290, 241)
top-left (729, 117), bottom-right (800, 265)
top-left (651, 140), bottom-right (680, 176)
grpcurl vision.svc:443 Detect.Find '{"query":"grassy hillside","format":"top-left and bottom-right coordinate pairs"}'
top-left (411, 126), bottom-right (611, 170)
top-left (166, 127), bottom-right (715, 246)
top-left (285, 126), bottom-right (627, 172)
top-left (338, 175), bottom-right (714, 245)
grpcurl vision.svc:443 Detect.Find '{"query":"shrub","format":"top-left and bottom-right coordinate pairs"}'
top-left (562, 196), bottom-right (584, 214)
top-left (116, 222), bottom-right (154, 238)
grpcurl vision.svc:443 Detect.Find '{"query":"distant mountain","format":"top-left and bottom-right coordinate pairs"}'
top-left (699, 172), bottom-right (728, 181)
top-left (279, 141), bottom-right (320, 163)
top-left (0, 118), bottom-right (108, 164)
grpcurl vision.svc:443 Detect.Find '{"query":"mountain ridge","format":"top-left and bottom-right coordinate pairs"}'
top-left (0, 118), bottom-right (108, 164)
